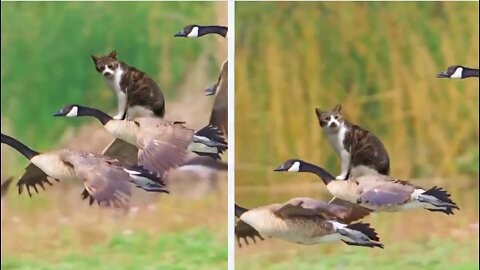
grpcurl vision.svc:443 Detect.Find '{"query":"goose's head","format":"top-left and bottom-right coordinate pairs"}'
top-left (437, 65), bottom-right (466, 79)
top-left (174, 25), bottom-right (200, 38)
top-left (274, 159), bottom-right (304, 172)
top-left (54, 104), bottom-right (82, 117)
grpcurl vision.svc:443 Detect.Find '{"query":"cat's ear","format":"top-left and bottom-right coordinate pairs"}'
top-left (109, 50), bottom-right (117, 59)
top-left (315, 108), bottom-right (324, 117)
top-left (333, 104), bottom-right (342, 114)
top-left (91, 55), bottom-right (100, 63)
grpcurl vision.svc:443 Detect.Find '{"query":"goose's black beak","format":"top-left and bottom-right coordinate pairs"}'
top-left (436, 71), bottom-right (449, 78)
top-left (273, 164), bottom-right (286, 172)
top-left (53, 109), bottom-right (64, 116)
top-left (174, 31), bottom-right (186, 37)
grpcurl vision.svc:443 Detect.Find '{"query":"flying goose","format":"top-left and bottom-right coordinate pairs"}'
top-left (235, 197), bottom-right (383, 248)
top-left (174, 24), bottom-right (228, 136)
top-left (54, 104), bottom-right (227, 175)
top-left (437, 65), bottom-right (479, 79)
top-left (274, 159), bottom-right (459, 215)
top-left (1, 133), bottom-right (167, 208)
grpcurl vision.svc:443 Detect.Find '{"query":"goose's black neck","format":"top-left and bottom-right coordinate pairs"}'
top-left (235, 204), bottom-right (249, 218)
top-left (79, 107), bottom-right (113, 125)
top-left (199, 26), bottom-right (228, 38)
top-left (1, 134), bottom-right (39, 160)
top-left (463, 67), bottom-right (480, 78)
top-left (300, 161), bottom-right (335, 185)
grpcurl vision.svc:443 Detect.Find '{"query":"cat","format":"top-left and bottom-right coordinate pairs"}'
top-left (91, 50), bottom-right (165, 120)
top-left (315, 104), bottom-right (390, 180)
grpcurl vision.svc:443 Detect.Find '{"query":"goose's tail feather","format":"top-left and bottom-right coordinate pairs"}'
top-left (418, 186), bottom-right (459, 215)
top-left (337, 222), bottom-right (384, 249)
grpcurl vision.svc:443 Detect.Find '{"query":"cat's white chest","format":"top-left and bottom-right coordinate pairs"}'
top-left (325, 125), bottom-right (348, 155)
top-left (106, 68), bottom-right (125, 93)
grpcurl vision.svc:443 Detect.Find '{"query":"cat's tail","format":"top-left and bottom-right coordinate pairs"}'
top-left (417, 186), bottom-right (459, 215)
top-left (190, 125), bottom-right (228, 160)
top-left (336, 222), bottom-right (384, 249)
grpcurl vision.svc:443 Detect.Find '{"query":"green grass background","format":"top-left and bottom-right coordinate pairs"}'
top-left (1, 2), bottom-right (227, 269)
top-left (1, 2), bottom-right (220, 150)
top-left (2, 229), bottom-right (226, 270)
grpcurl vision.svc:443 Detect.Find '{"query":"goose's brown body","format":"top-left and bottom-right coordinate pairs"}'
top-left (235, 197), bottom-right (382, 248)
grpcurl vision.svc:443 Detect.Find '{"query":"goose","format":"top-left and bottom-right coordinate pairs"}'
top-left (174, 25), bottom-right (228, 39)
top-left (54, 104), bottom-right (227, 176)
top-left (174, 24), bottom-right (228, 136)
top-left (437, 65), bottom-right (479, 79)
top-left (235, 197), bottom-right (383, 248)
top-left (1, 133), bottom-right (167, 208)
top-left (274, 159), bottom-right (459, 215)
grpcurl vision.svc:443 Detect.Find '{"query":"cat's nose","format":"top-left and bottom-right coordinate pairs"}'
top-left (329, 122), bottom-right (337, 128)
top-left (103, 71), bottom-right (113, 77)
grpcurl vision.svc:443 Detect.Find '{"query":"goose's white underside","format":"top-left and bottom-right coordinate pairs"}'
top-left (30, 154), bottom-right (76, 182)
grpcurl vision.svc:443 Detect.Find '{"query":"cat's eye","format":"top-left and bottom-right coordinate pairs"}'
top-left (334, 116), bottom-right (339, 119)
top-left (107, 64), bottom-right (114, 69)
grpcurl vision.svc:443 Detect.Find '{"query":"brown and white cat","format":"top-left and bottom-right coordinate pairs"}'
top-left (91, 50), bottom-right (165, 120)
top-left (315, 104), bottom-right (390, 180)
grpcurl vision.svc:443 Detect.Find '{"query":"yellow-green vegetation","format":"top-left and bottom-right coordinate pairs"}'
top-left (235, 2), bottom-right (479, 186)
top-left (235, 2), bottom-right (478, 269)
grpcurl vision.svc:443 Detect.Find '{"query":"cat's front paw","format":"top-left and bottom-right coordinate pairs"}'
top-left (113, 114), bottom-right (124, 120)
top-left (336, 175), bottom-right (347, 180)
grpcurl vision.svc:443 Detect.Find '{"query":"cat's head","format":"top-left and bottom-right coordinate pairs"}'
top-left (315, 104), bottom-right (344, 131)
top-left (91, 50), bottom-right (121, 78)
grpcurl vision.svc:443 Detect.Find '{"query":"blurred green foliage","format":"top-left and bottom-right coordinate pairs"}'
top-left (1, 228), bottom-right (227, 270)
top-left (1, 2), bottom-right (219, 150)
top-left (236, 237), bottom-right (478, 270)
top-left (235, 2), bottom-right (479, 185)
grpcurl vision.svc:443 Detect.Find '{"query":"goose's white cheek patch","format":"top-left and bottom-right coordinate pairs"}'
top-left (450, 67), bottom-right (463, 79)
top-left (287, 161), bottom-right (300, 172)
top-left (187, 26), bottom-right (199, 38)
top-left (66, 106), bottom-right (78, 117)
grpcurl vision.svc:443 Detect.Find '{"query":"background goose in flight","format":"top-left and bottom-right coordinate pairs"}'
top-left (235, 197), bottom-right (382, 248)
